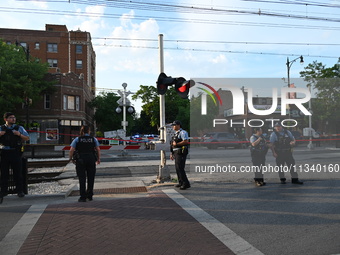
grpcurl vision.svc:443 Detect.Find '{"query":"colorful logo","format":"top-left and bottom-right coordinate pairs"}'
top-left (196, 82), bottom-right (223, 106)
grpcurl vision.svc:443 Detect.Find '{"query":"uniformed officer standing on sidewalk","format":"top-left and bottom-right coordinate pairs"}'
top-left (270, 123), bottom-right (303, 184)
top-left (170, 120), bottom-right (190, 190)
top-left (250, 127), bottom-right (268, 187)
top-left (69, 126), bottom-right (101, 202)
top-left (0, 112), bottom-right (29, 202)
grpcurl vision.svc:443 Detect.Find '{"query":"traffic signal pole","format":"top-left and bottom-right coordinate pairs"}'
top-left (157, 34), bottom-right (170, 182)
top-left (159, 34), bottom-right (166, 143)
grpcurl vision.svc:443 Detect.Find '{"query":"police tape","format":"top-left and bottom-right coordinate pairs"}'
top-left (29, 129), bottom-right (340, 146)
top-left (54, 145), bottom-right (142, 151)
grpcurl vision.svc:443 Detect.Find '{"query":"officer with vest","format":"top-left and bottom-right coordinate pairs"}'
top-left (69, 126), bottom-right (101, 202)
top-left (0, 112), bottom-right (29, 202)
top-left (250, 127), bottom-right (268, 186)
top-left (270, 122), bottom-right (303, 184)
top-left (170, 120), bottom-right (190, 190)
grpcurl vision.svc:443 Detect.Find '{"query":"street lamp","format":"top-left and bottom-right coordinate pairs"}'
top-left (286, 56), bottom-right (304, 94)
top-left (286, 55), bottom-right (304, 117)
top-left (115, 83), bottom-right (134, 145)
top-left (307, 84), bottom-right (314, 150)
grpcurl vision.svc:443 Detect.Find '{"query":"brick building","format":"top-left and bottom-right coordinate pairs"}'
top-left (0, 24), bottom-right (96, 144)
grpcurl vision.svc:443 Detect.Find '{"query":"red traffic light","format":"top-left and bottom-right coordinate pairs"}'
top-left (157, 73), bottom-right (176, 95)
top-left (175, 78), bottom-right (195, 99)
top-left (157, 73), bottom-right (194, 98)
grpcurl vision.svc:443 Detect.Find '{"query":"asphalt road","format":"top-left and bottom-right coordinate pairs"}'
top-left (99, 145), bottom-right (340, 255)
top-left (175, 180), bottom-right (340, 255)
top-left (1, 144), bottom-right (340, 255)
top-left (99, 145), bottom-right (340, 181)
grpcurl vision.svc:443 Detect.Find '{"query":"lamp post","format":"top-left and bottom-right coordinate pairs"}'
top-left (286, 56), bottom-right (304, 91)
top-left (307, 84), bottom-right (314, 150)
top-left (116, 83), bottom-right (134, 145)
top-left (286, 56), bottom-right (304, 116)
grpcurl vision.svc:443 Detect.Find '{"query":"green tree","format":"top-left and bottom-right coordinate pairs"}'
top-left (88, 92), bottom-right (136, 135)
top-left (189, 93), bottom-right (219, 137)
top-left (300, 59), bottom-right (340, 132)
top-left (130, 111), bottom-right (158, 135)
top-left (132, 85), bottom-right (190, 130)
top-left (0, 40), bottom-right (54, 114)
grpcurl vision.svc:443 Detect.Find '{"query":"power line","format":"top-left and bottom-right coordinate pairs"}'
top-left (2, 6), bottom-right (340, 31)
top-left (14, 0), bottom-right (340, 22)
top-left (241, 0), bottom-right (340, 9)
top-left (92, 37), bottom-right (340, 46)
top-left (92, 43), bottom-right (340, 59)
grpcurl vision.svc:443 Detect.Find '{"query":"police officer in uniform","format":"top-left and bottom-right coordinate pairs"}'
top-left (170, 120), bottom-right (190, 190)
top-left (270, 123), bottom-right (303, 184)
top-left (250, 127), bottom-right (268, 186)
top-left (0, 112), bottom-right (29, 202)
top-left (69, 126), bottom-right (101, 202)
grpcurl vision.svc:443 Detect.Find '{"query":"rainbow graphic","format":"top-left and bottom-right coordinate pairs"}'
top-left (196, 82), bottom-right (223, 106)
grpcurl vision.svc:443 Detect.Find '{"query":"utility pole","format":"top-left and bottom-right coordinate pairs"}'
top-left (157, 34), bottom-right (170, 183)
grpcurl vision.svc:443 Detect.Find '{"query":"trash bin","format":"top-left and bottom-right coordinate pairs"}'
top-left (7, 157), bottom-right (28, 195)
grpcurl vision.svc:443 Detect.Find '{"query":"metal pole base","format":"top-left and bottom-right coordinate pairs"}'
top-left (157, 150), bottom-right (171, 183)
top-left (121, 150), bottom-right (128, 156)
top-left (307, 141), bottom-right (314, 150)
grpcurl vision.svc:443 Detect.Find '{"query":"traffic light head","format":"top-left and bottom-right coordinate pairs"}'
top-left (157, 73), bottom-right (176, 95)
top-left (175, 78), bottom-right (195, 99)
top-left (157, 72), bottom-right (195, 98)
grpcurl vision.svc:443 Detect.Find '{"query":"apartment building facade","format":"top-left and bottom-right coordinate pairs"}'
top-left (0, 24), bottom-right (96, 144)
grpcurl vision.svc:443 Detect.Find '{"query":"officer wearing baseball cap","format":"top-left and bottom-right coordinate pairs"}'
top-left (170, 120), bottom-right (190, 190)
top-left (270, 122), bottom-right (303, 184)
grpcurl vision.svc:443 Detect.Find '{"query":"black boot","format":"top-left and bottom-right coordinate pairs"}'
top-left (254, 179), bottom-right (263, 186)
top-left (292, 178), bottom-right (303, 185)
top-left (280, 178), bottom-right (286, 184)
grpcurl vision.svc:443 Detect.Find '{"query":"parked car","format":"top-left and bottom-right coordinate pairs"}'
top-left (202, 132), bottom-right (242, 149)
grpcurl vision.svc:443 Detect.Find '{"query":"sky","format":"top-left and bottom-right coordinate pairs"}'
top-left (1, 0), bottom-right (340, 114)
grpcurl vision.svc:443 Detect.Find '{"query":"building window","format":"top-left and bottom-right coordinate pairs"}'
top-left (76, 60), bottom-right (83, 69)
top-left (44, 94), bottom-right (51, 109)
top-left (47, 43), bottom-right (58, 52)
top-left (20, 42), bottom-right (27, 48)
top-left (76, 45), bottom-right (82, 53)
top-left (76, 96), bottom-right (80, 111)
top-left (63, 95), bottom-right (67, 110)
top-left (63, 95), bottom-right (80, 111)
top-left (47, 59), bottom-right (58, 68)
top-left (68, 96), bottom-right (75, 110)
top-left (35, 42), bottom-right (40, 49)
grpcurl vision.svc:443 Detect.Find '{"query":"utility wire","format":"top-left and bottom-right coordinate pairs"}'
top-left (241, 0), bottom-right (340, 9)
top-left (2, 30), bottom-right (339, 47)
top-left (2, 6), bottom-right (340, 31)
top-left (92, 37), bottom-right (340, 46)
top-left (92, 43), bottom-right (340, 59)
top-left (14, 0), bottom-right (340, 22)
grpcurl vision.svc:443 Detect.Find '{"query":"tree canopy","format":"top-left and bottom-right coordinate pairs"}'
top-left (300, 59), bottom-right (340, 132)
top-left (132, 85), bottom-right (190, 131)
top-left (0, 40), bottom-right (54, 114)
top-left (88, 92), bottom-right (136, 135)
